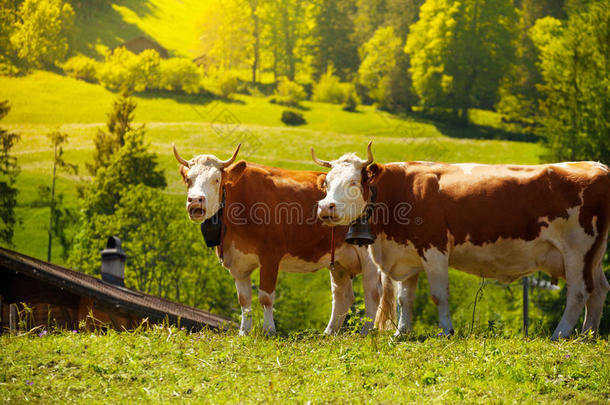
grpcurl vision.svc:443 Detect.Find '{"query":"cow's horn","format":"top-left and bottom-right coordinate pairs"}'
top-left (173, 143), bottom-right (190, 167)
top-left (365, 141), bottom-right (374, 166)
top-left (220, 144), bottom-right (241, 168)
top-left (311, 148), bottom-right (331, 168)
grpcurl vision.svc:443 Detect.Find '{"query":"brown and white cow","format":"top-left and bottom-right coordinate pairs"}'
top-left (173, 144), bottom-right (381, 335)
top-left (312, 143), bottom-right (610, 339)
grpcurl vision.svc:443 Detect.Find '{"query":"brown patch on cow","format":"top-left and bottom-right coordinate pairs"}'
top-left (371, 288), bottom-right (380, 304)
top-left (238, 294), bottom-right (249, 307)
top-left (259, 293), bottom-right (272, 308)
top-left (365, 163), bottom-right (383, 186)
top-left (224, 160), bottom-right (247, 185)
top-left (179, 165), bottom-right (189, 183)
top-left (431, 295), bottom-right (440, 306)
top-left (316, 173), bottom-right (326, 191)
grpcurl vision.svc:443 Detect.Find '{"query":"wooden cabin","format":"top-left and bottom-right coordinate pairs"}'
top-left (0, 241), bottom-right (231, 333)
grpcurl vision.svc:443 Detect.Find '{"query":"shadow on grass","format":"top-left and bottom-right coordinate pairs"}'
top-left (72, 2), bottom-right (150, 58)
top-left (133, 90), bottom-right (246, 106)
top-left (434, 121), bottom-right (542, 143)
top-left (408, 110), bottom-right (542, 143)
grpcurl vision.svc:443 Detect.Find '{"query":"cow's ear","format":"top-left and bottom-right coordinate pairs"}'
top-left (224, 160), bottom-right (247, 184)
top-left (365, 163), bottom-right (383, 185)
top-left (316, 173), bottom-right (327, 191)
top-left (179, 165), bottom-right (189, 183)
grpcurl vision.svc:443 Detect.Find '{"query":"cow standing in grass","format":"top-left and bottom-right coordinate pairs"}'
top-left (312, 143), bottom-right (610, 339)
top-left (173, 144), bottom-right (381, 335)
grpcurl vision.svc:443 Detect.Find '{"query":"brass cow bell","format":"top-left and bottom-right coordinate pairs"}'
top-left (345, 216), bottom-right (375, 246)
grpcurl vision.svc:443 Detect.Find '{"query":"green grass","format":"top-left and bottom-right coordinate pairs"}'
top-left (1, 328), bottom-right (608, 403)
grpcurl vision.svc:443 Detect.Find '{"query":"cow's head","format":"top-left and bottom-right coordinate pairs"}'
top-left (312, 142), bottom-right (382, 226)
top-left (173, 143), bottom-right (242, 222)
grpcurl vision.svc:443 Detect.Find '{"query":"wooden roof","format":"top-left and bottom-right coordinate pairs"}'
top-left (0, 248), bottom-right (232, 331)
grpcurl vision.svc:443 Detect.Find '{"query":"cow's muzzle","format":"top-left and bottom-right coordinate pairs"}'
top-left (317, 201), bottom-right (340, 224)
top-left (187, 195), bottom-right (206, 221)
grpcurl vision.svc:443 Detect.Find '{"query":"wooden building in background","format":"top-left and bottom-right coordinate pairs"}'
top-left (0, 241), bottom-right (231, 333)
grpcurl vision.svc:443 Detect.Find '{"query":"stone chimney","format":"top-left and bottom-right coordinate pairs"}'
top-left (100, 236), bottom-right (126, 286)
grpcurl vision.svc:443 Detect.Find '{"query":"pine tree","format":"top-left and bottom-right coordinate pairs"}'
top-left (87, 89), bottom-right (137, 176)
top-left (0, 100), bottom-right (20, 245)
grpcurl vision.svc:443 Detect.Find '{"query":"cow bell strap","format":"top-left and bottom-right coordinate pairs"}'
top-left (354, 185), bottom-right (377, 225)
top-left (365, 185), bottom-right (377, 220)
top-left (329, 227), bottom-right (336, 271)
top-left (218, 186), bottom-right (226, 264)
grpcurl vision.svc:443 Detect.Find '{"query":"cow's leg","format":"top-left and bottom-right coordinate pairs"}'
top-left (325, 266), bottom-right (354, 335)
top-left (582, 263), bottom-right (610, 334)
top-left (259, 261), bottom-right (280, 335)
top-left (375, 271), bottom-right (397, 331)
top-left (358, 249), bottom-right (381, 334)
top-left (234, 276), bottom-right (253, 336)
top-left (395, 273), bottom-right (420, 336)
top-left (552, 254), bottom-right (589, 340)
top-left (422, 249), bottom-right (453, 336)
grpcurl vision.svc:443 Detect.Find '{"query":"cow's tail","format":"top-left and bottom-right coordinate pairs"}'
top-left (375, 271), bottom-right (397, 331)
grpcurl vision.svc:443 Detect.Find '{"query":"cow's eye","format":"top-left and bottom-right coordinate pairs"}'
top-left (215, 179), bottom-right (220, 184)
top-left (186, 178), bottom-right (192, 187)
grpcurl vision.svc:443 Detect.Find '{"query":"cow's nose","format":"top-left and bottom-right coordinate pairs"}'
top-left (319, 202), bottom-right (335, 211)
top-left (188, 195), bottom-right (205, 204)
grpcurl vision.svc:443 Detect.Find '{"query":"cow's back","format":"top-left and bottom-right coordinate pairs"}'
top-left (223, 162), bottom-right (346, 263)
top-left (375, 161), bottom-right (610, 254)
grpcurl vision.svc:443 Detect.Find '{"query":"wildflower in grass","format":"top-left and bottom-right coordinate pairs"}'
top-left (72, 330), bottom-right (78, 333)
top-left (38, 330), bottom-right (47, 338)
top-left (565, 354), bottom-right (571, 359)
top-left (26, 381), bottom-right (33, 385)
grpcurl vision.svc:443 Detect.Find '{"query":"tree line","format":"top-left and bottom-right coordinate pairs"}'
top-left (202, 0), bottom-right (608, 163)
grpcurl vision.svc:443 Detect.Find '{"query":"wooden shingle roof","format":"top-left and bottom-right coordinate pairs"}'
top-left (0, 248), bottom-right (232, 331)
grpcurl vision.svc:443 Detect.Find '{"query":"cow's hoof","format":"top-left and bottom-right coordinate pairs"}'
top-left (238, 329), bottom-right (249, 337)
top-left (393, 329), bottom-right (405, 338)
top-left (324, 327), bottom-right (337, 335)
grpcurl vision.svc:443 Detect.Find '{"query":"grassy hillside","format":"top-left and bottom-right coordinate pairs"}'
top-left (72, 0), bottom-right (210, 58)
top-left (0, 71), bottom-right (545, 262)
top-left (1, 328), bottom-right (608, 403)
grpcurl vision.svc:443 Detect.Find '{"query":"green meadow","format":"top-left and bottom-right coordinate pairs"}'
top-left (1, 327), bottom-right (608, 403)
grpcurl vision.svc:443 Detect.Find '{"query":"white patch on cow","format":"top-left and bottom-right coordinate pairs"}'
top-left (410, 161), bottom-right (438, 166)
top-left (278, 254), bottom-right (331, 273)
top-left (592, 162), bottom-right (609, 172)
top-left (317, 153), bottom-right (368, 226)
top-left (234, 277), bottom-right (253, 336)
top-left (454, 163), bottom-right (485, 175)
top-left (369, 233), bottom-right (424, 282)
top-left (224, 243), bottom-right (260, 277)
top-left (450, 207), bottom-right (595, 282)
top-left (552, 161), bottom-right (609, 172)
top-left (421, 247), bottom-right (453, 335)
top-left (259, 290), bottom-right (276, 335)
top-left (184, 155), bottom-right (225, 221)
